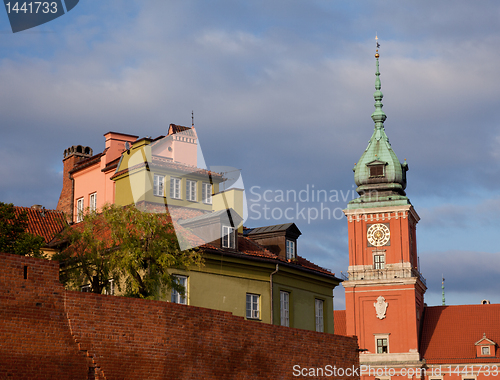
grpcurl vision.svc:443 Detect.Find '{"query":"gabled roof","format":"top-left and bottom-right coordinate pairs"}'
top-left (14, 206), bottom-right (68, 244)
top-left (168, 124), bottom-right (194, 135)
top-left (366, 159), bottom-right (387, 166)
top-left (475, 333), bottom-right (497, 346)
top-left (69, 152), bottom-right (104, 174)
top-left (420, 304), bottom-right (500, 364)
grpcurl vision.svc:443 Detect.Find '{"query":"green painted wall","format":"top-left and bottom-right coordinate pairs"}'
top-left (165, 255), bottom-right (340, 333)
top-left (273, 270), bottom-right (335, 334)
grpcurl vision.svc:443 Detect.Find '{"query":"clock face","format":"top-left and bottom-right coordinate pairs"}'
top-left (367, 224), bottom-right (390, 247)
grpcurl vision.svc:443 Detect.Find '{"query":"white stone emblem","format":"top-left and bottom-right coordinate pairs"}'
top-left (374, 296), bottom-right (388, 319)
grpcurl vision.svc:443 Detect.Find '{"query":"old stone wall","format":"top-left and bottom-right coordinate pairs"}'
top-left (0, 252), bottom-right (359, 380)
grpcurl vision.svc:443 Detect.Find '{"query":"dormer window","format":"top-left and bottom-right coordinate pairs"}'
top-left (286, 239), bottom-right (296, 260)
top-left (367, 160), bottom-right (387, 178)
top-left (222, 226), bottom-right (235, 249)
top-left (475, 333), bottom-right (496, 357)
top-left (369, 165), bottom-right (384, 177)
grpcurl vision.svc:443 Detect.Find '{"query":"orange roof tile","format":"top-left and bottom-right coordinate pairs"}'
top-left (14, 206), bottom-right (68, 244)
top-left (334, 310), bottom-right (347, 336)
top-left (421, 304), bottom-right (500, 364)
top-left (51, 201), bottom-right (338, 280)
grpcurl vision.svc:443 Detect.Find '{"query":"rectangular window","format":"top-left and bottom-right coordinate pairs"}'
top-left (280, 291), bottom-right (290, 327)
top-left (377, 338), bottom-right (388, 353)
top-left (89, 192), bottom-right (97, 212)
top-left (246, 293), bottom-right (260, 319)
top-left (315, 299), bottom-right (324, 332)
top-left (482, 346), bottom-right (490, 355)
top-left (76, 198), bottom-right (84, 222)
top-left (170, 177), bottom-right (181, 199)
top-left (202, 183), bottom-right (212, 204)
top-left (154, 174), bottom-right (165, 197)
top-left (369, 165), bottom-right (384, 177)
top-left (104, 279), bottom-right (114, 295)
top-left (171, 275), bottom-right (187, 305)
top-left (374, 253), bottom-right (385, 269)
top-left (222, 226), bottom-right (235, 249)
top-left (286, 240), bottom-right (296, 260)
top-left (186, 180), bottom-right (197, 202)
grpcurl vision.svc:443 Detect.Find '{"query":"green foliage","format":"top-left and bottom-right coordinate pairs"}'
top-left (0, 202), bottom-right (45, 258)
top-left (54, 204), bottom-right (202, 299)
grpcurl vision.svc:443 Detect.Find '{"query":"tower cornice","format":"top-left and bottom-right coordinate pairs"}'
top-left (343, 204), bottom-right (420, 223)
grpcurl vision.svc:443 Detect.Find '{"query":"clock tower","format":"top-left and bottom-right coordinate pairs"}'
top-left (343, 45), bottom-right (426, 377)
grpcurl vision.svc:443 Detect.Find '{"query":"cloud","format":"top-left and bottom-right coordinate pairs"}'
top-left (421, 249), bottom-right (500, 306)
top-left (1, 1), bottom-right (500, 313)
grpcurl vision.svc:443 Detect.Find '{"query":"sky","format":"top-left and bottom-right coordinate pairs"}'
top-left (1, 0), bottom-right (500, 309)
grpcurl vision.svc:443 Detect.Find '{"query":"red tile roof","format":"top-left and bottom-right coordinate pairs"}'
top-left (69, 152), bottom-right (104, 173)
top-left (334, 310), bottom-right (347, 336)
top-left (420, 304), bottom-right (500, 364)
top-left (14, 206), bottom-right (68, 244)
top-left (52, 201), bottom-right (338, 280)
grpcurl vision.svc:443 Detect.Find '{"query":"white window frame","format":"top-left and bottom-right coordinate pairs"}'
top-left (482, 346), bottom-right (491, 355)
top-left (202, 182), bottom-right (212, 204)
top-left (170, 177), bottom-right (181, 199)
top-left (374, 252), bottom-right (385, 269)
top-left (280, 291), bottom-right (290, 327)
top-left (76, 198), bottom-right (84, 222)
top-left (171, 275), bottom-right (188, 305)
top-left (186, 180), bottom-right (197, 202)
top-left (374, 333), bottom-right (390, 354)
top-left (89, 192), bottom-right (97, 212)
top-left (246, 293), bottom-right (260, 319)
top-left (222, 226), bottom-right (235, 249)
top-left (154, 174), bottom-right (165, 197)
top-left (104, 279), bottom-right (114, 295)
top-left (286, 239), bottom-right (296, 260)
top-left (315, 299), bottom-right (324, 332)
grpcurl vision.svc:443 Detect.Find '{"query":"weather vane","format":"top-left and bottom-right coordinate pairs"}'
top-left (375, 34), bottom-right (380, 58)
top-left (191, 110), bottom-right (194, 127)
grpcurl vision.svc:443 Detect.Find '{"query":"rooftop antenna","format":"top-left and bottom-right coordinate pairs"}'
top-left (191, 110), bottom-right (194, 127)
top-left (442, 275), bottom-right (446, 306)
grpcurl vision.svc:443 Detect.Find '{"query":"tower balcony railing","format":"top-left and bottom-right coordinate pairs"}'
top-left (343, 267), bottom-right (426, 287)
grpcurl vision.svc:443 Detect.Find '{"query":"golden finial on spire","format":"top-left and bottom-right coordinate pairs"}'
top-left (375, 34), bottom-right (380, 58)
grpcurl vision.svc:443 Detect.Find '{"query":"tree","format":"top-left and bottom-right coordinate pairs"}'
top-left (0, 202), bottom-right (45, 258)
top-left (53, 204), bottom-right (202, 299)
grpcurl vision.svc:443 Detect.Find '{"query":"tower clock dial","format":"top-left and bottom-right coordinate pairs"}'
top-left (367, 224), bottom-right (390, 246)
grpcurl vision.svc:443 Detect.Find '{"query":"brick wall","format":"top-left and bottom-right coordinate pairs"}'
top-left (56, 151), bottom-right (92, 223)
top-left (0, 252), bottom-right (359, 380)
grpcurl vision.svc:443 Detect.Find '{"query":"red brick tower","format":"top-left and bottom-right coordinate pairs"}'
top-left (343, 43), bottom-right (426, 378)
top-left (56, 145), bottom-right (93, 223)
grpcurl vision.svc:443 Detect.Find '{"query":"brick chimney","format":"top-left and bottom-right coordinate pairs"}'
top-left (56, 145), bottom-right (93, 223)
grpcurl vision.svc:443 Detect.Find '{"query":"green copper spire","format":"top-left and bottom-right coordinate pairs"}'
top-left (442, 275), bottom-right (446, 306)
top-left (347, 38), bottom-right (410, 209)
top-left (371, 55), bottom-right (387, 129)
